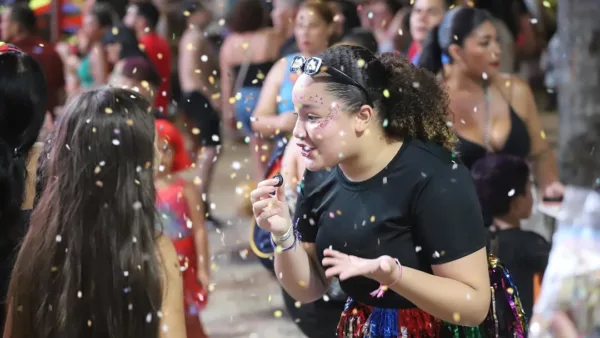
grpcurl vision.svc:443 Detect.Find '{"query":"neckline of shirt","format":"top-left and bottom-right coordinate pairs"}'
top-left (335, 139), bottom-right (410, 192)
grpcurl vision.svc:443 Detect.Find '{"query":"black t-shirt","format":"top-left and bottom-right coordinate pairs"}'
top-left (489, 228), bottom-right (550, 319)
top-left (295, 139), bottom-right (487, 309)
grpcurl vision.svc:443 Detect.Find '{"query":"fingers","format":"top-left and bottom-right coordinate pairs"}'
top-left (255, 207), bottom-right (283, 225)
top-left (275, 182), bottom-right (286, 202)
top-left (252, 198), bottom-right (280, 217)
top-left (325, 265), bottom-right (346, 279)
top-left (257, 178), bottom-right (282, 189)
top-left (250, 185), bottom-right (276, 203)
top-left (323, 248), bottom-right (346, 259)
top-left (322, 257), bottom-right (344, 267)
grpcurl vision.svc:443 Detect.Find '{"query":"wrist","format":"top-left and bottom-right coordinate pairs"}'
top-left (379, 258), bottom-right (402, 286)
top-left (271, 224), bottom-right (293, 239)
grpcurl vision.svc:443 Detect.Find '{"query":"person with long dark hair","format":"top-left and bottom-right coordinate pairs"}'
top-left (251, 45), bottom-right (492, 336)
top-left (4, 88), bottom-right (187, 338)
top-left (417, 6), bottom-right (562, 229)
top-left (103, 25), bottom-right (149, 85)
top-left (0, 44), bottom-right (47, 334)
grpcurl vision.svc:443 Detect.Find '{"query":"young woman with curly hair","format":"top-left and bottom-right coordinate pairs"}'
top-left (250, 44), bottom-right (491, 337)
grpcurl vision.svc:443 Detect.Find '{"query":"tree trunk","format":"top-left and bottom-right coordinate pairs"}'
top-left (530, 0), bottom-right (600, 335)
top-left (556, 0), bottom-right (600, 185)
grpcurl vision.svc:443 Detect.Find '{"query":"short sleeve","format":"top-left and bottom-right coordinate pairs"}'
top-left (413, 164), bottom-right (487, 265)
top-left (293, 170), bottom-right (318, 243)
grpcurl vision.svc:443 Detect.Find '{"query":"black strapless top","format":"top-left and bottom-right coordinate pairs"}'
top-left (232, 61), bottom-right (275, 88)
top-left (456, 106), bottom-right (531, 169)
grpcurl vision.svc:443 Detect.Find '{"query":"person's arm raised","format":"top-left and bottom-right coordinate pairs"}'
top-left (250, 177), bottom-right (329, 302)
top-left (251, 59), bottom-right (293, 136)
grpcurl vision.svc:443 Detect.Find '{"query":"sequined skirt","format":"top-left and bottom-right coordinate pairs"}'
top-left (337, 298), bottom-right (485, 338)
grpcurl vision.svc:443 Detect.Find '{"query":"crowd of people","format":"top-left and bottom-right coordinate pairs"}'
top-left (0, 0), bottom-right (580, 337)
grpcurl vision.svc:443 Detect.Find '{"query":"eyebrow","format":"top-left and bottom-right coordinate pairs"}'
top-left (297, 103), bottom-right (320, 110)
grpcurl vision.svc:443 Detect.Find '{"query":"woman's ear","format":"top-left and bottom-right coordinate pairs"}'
top-left (353, 105), bottom-right (375, 134)
top-left (447, 44), bottom-right (464, 65)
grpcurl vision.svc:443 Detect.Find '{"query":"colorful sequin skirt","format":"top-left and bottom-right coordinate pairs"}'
top-left (337, 298), bottom-right (485, 338)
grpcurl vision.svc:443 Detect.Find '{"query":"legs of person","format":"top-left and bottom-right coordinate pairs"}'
top-left (192, 143), bottom-right (218, 215)
top-left (180, 91), bottom-right (222, 220)
top-left (185, 315), bottom-right (209, 338)
top-left (249, 135), bottom-right (270, 182)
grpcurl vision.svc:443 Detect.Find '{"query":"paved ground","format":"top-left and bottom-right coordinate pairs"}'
top-left (195, 112), bottom-right (560, 337)
top-left (196, 141), bottom-right (306, 338)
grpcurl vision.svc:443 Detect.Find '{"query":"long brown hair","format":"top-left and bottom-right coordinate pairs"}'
top-left (7, 88), bottom-right (163, 338)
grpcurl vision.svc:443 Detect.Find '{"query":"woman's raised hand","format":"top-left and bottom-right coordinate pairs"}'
top-left (250, 177), bottom-right (292, 236)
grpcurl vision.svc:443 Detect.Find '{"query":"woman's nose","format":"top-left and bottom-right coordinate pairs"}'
top-left (292, 120), bottom-right (306, 140)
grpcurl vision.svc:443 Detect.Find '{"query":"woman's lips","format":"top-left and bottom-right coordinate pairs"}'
top-left (297, 143), bottom-right (315, 157)
top-left (490, 61), bottom-right (500, 68)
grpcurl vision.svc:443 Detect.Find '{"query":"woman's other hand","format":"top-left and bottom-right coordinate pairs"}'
top-left (250, 177), bottom-right (292, 236)
top-left (322, 248), bottom-right (400, 285)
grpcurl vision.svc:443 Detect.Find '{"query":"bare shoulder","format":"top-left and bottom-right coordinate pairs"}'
top-left (497, 73), bottom-right (533, 98)
top-left (496, 73), bottom-right (535, 118)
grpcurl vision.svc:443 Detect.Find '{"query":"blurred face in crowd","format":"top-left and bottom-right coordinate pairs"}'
top-left (327, 2), bottom-right (345, 39)
top-left (409, 0), bottom-right (447, 43)
top-left (105, 42), bottom-right (121, 64)
top-left (82, 14), bottom-right (103, 40)
top-left (449, 20), bottom-right (501, 79)
top-left (294, 6), bottom-right (333, 56)
top-left (155, 136), bottom-right (174, 174)
top-left (360, 0), bottom-right (394, 32)
top-left (510, 182), bottom-right (533, 219)
top-left (1, 8), bottom-right (17, 42)
top-left (123, 5), bottom-right (138, 29)
top-left (271, 0), bottom-right (297, 30)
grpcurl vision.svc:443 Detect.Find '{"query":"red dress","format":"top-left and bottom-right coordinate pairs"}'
top-left (156, 179), bottom-right (208, 315)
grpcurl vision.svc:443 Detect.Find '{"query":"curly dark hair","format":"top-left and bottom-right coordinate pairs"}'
top-left (318, 45), bottom-right (457, 150)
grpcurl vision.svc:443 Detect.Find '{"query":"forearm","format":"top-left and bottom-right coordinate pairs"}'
top-left (193, 229), bottom-right (210, 273)
top-left (274, 237), bottom-right (328, 303)
top-left (532, 150), bottom-right (560, 189)
top-left (390, 267), bottom-right (490, 326)
top-left (252, 113), bottom-right (295, 137)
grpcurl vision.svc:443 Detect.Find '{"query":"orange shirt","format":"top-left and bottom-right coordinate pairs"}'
top-left (140, 32), bottom-right (172, 114)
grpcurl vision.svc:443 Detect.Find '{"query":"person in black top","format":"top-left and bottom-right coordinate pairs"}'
top-left (472, 154), bottom-right (550, 320)
top-left (0, 44), bottom-right (48, 333)
top-left (251, 45), bottom-right (491, 337)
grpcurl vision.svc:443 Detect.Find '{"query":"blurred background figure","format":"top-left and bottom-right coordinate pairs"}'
top-left (1, 2), bottom-right (65, 126)
top-left (220, 0), bottom-right (281, 182)
top-left (124, 1), bottom-right (172, 115)
top-left (155, 118), bottom-right (210, 338)
top-left (472, 154), bottom-right (550, 320)
top-left (0, 44), bottom-right (47, 334)
top-left (102, 24), bottom-right (147, 84)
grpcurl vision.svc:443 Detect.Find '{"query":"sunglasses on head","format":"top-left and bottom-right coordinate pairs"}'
top-left (290, 55), bottom-right (372, 105)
